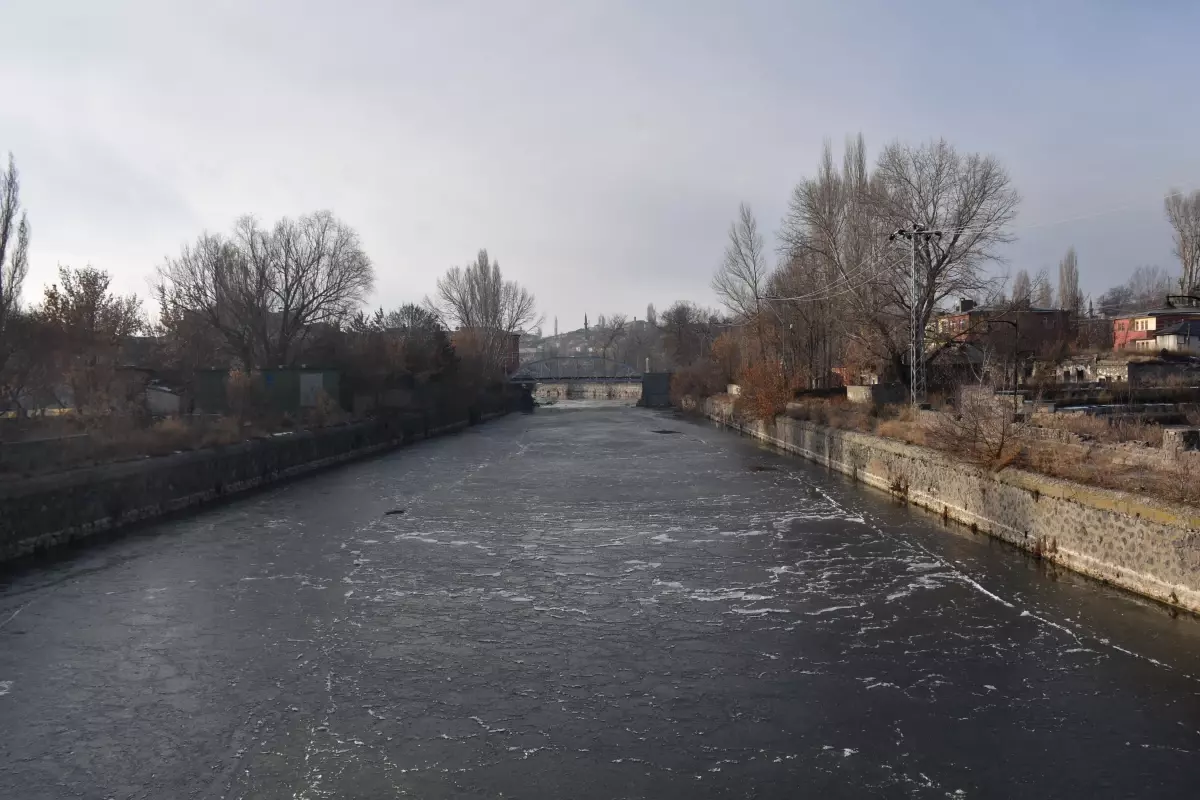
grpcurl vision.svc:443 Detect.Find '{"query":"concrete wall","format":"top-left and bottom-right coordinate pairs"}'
top-left (641, 373), bottom-right (672, 408)
top-left (533, 381), bottom-right (642, 401)
top-left (846, 383), bottom-right (908, 405)
top-left (705, 396), bottom-right (1200, 613)
top-left (0, 411), bottom-right (507, 563)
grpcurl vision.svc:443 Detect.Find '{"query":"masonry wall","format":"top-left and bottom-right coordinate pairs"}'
top-left (534, 381), bottom-right (642, 401)
top-left (0, 411), bottom-right (507, 562)
top-left (705, 396), bottom-right (1200, 613)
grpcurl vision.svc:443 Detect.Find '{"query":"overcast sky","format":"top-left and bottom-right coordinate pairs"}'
top-left (4, 0), bottom-right (1200, 331)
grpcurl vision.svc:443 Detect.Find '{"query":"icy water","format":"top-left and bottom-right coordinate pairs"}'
top-left (2, 404), bottom-right (1200, 798)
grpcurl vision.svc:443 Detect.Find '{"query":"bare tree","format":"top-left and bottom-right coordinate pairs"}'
top-left (770, 252), bottom-right (835, 388)
top-left (713, 203), bottom-right (770, 322)
top-left (156, 211), bottom-right (374, 369)
top-left (1031, 268), bottom-right (1054, 308)
top-left (428, 249), bottom-right (540, 373)
top-left (384, 303), bottom-right (441, 336)
top-left (0, 311), bottom-right (57, 416)
top-left (1057, 246), bottom-right (1082, 313)
top-left (1128, 265), bottom-right (1174, 308)
top-left (783, 135), bottom-right (1019, 385)
top-left (1098, 265), bottom-right (1174, 315)
top-left (1165, 189), bottom-right (1200, 298)
top-left (779, 136), bottom-right (883, 378)
top-left (0, 154), bottom-right (32, 413)
top-left (593, 313), bottom-right (629, 361)
top-left (38, 266), bottom-right (145, 412)
top-left (0, 153), bottom-right (30, 348)
top-left (661, 301), bottom-right (721, 367)
top-left (1010, 270), bottom-right (1032, 309)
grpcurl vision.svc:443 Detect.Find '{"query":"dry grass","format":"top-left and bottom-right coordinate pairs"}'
top-left (875, 418), bottom-right (927, 446)
top-left (779, 393), bottom-right (1200, 508)
top-left (1018, 441), bottom-right (1200, 507)
top-left (1038, 413), bottom-right (1165, 446)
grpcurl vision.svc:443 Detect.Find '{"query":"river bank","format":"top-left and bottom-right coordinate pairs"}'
top-left (703, 395), bottom-right (1200, 614)
top-left (0, 410), bottom-right (509, 563)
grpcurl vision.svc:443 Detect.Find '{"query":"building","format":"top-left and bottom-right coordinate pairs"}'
top-left (194, 368), bottom-right (341, 414)
top-left (1112, 307), bottom-right (1200, 351)
top-left (933, 302), bottom-right (1073, 357)
top-left (1051, 354), bottom-right (1200, 386)
top-left (1154, 320), bottom-right (1200, 354)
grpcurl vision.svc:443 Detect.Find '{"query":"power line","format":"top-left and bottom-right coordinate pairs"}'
top-left (763, 251), bottom-right (911, 304)
top-left (760, 182), bottom-right (1200, 306)
top-left (761, 248), bottom-right (904, 303)
top-left (922, 185), bottom-right (1199, 238)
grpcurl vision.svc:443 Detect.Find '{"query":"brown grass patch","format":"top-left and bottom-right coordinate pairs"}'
top-left (1039, 413), bottom-right (1165, 446)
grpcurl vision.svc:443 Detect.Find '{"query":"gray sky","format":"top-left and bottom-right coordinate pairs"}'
top-left (4, 0), bottom-right (1200, 330)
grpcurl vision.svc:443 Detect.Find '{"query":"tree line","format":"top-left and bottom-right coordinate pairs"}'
top-left (0, 153), bottom-right (540, 419)
top-left (660, 133), bottom-right (1200, 412)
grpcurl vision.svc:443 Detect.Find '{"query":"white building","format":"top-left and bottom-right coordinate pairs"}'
top-left (1154, 320), bottom-right (1200, 354)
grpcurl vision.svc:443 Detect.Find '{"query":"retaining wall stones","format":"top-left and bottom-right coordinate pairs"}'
top-left (0, 411), bottom-right (506, 563)
top-left (705, 396), bottom-right (1200, 613)
top-left (533, 381), bottom-right (642, 401)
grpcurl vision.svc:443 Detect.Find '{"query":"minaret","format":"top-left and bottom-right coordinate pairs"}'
top-left (584, 313), bottom-right (589, 331)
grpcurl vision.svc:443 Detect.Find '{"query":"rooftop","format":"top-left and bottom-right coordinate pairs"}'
top-left (1156, 320), bottom-right (1200, 338)
top-left (1114, 306), bottom-right (1200, 320)
top-left (946, 305), bottom-right (1067, 315)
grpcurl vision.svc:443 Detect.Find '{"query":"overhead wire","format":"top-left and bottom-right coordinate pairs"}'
top-left (913, 185), bottom-right (1199, 238)
top-left (756, 182), bottom-right (1199, 307)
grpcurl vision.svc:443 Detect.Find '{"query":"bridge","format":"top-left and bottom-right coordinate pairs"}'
top-left (509, 356), bottom-right (643, 401)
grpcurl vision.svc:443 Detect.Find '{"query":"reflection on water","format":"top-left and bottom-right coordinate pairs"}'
top-left (537, 398), bottom-right (639, 410)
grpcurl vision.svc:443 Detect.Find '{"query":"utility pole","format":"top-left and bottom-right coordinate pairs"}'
top-left (889, 225), bottom-right (943, 405)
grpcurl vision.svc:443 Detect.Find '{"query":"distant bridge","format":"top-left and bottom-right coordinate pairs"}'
top-left (509, 356), bottom-right (641, 384)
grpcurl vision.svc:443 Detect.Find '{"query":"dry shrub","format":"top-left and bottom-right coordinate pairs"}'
top-left (304, 389), bottom-right (346, 428)
top-left (927, 387), bottom-right (1023, 468)
top-left (710, 333), bottom-right (742, 384)
top-left (784, 397), bottom-right (878, 433)
top-left (823, 399), bottom-right (871, 431)
top-left (734, 361), bottom-right (792, 421)
top-left (670, 360), bottom-right (723, 409)
top-left (876, 418), bottom-right (927, 446)
top-left (1040, 413), bottom-right (1164, 446)
top-left (140, 417), bottom-right (197, 455)
top-left (1018, 443), bottom-right (1200, 508)
top-left (226, 369), bottom-right (265, 420)
top-left (199, 416), bottom-right (245, 448)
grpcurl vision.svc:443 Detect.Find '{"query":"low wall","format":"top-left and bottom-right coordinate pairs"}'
top-left (641, 373), bottom-right (673, 408)
top-left (534, 381), bottom-right (642, 401)
top-left (846, 383), bottom-right (908, 405)
top-left (0, 410), bottom-right (507, 563)
top-left (704, 396), bottom-right (1200, 613)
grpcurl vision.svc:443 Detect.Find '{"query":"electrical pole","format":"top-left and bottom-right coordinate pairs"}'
top-left (889, 225), bottom-right (943, 406)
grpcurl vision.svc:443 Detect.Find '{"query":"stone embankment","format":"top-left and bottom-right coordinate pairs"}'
top-left (704, 395), bottom-right (1200, 613)
top-left (0, 411), bottom-right (507, 563)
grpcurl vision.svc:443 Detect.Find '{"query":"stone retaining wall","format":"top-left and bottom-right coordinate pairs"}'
top-left (705, 396), bottom-right (1200, 613)
top-left (0, 411), bottom-right (507, 563)
top-left (533, 381), bottom-right (642, 401)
